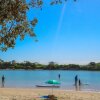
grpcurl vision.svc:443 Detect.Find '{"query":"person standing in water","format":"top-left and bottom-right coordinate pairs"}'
top-left (79, 79), bottom-right (82, 91)
top-left (58, 74), bottom-right (61, 80)
top-left (75, 75), bottom-right (78, 90)
top-left (2, 75), bottom-right (5, 87)
top-left (75, 75), bottom-right (78, 86)
top-left (79, 79), bottom-right (81, 86)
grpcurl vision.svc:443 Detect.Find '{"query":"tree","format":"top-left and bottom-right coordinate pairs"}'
top-left (11, 60), bottom-right (16, 64)
top-left (68, 64), bottom-right (80, 70)
top-left (0, 0), bottom-right (76, 51)
top-left (89, 62), bottom-right (96, 67)
top-left (88, 62), bottom-right (96, 70)
top-left (0, 59), bottom-right (4, 63)
top-left (47, 61), bottom-right (56, 70)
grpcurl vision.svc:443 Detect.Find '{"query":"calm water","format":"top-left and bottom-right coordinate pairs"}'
top-left (0, 70), bottom-right (100, 91)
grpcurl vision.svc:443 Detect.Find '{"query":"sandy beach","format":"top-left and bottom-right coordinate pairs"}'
top-left (0, 88), bottom-right (100, 100)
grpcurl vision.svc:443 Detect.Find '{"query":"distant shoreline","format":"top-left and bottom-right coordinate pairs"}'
top-left (0, 61), bottom-right (100, 71)
top-left (0, 69), bottom-right (100, 71)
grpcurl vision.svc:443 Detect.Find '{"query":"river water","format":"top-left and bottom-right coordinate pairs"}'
top-left (0, 70), bottom-right (100, 91)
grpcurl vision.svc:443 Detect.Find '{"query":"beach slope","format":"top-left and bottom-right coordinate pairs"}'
top-left (0, 88), bottom-right (100, 100)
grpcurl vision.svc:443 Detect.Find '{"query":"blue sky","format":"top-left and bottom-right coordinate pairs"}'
top-left (1, 0), bottom-right (100, 64)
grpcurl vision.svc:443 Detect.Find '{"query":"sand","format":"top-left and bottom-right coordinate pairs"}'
top-left (0, 88), bottom-right (100, 100)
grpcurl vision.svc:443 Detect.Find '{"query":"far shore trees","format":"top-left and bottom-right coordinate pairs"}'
top-left (0, 59), bottom-right (100, 71)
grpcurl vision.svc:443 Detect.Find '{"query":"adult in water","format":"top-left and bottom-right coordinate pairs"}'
top-left (75, 75), bottom-right (78, 90)
top-left (75, 75), bottom-right (78, 86)
top-left (58, 74), bottom-right (61, 80)
top-left (79, 79), bottom-right (82, 91)
top-left (2, 75), bottom-right (5, 87)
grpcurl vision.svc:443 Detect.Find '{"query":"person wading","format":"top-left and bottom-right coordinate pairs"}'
top-left (75, 75), bottom-right (78, 90)
top-left (58, 74), bottom-right (61, 80)
top-left (2, 75), bottom-right (5, 87)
